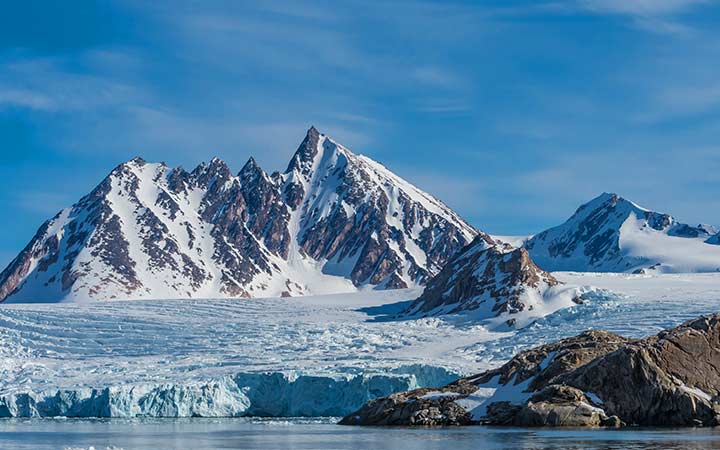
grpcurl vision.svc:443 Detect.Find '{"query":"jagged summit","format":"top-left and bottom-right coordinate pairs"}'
top-left (0, 127), bottom-right (480, 302)
top-left (285, 126), bottom-right (326, 177)
top-left (525, 192), bottom-right (720, 273)
top-left (239, 156), bottom-right (268, 183)
top-left (241, 156), bottom-right (259, 171)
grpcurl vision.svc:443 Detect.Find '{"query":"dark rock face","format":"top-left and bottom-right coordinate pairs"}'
top-left (403, 235), bottom-right (560, 322)
top-left (239, 158), bottom-right (291, 258)
top-left (0, 127), bottom-right (479, 302)
top-left (525, 192), bottom-right (718, 273)
top-left (341, 314), bottom-right (720, 428)
top-left (338, 380), bottom-right (478, 426)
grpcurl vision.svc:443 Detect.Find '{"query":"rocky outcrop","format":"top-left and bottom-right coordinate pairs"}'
top-left (560, 314), bottom-right (720, 426)
top-left (341, 314), bottom-right (720, 427)
top-left (0, 127), bottom-right (479, 302)
top-left (402, 235), bottom-right (571, 327)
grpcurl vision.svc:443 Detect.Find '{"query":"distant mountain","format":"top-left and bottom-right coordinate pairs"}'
top-left (0, 127), bottom-right (478, 302)
top-left (525, 193), bottom-right (720, 273)
top-left (403, 234), bottom-right (582, 327)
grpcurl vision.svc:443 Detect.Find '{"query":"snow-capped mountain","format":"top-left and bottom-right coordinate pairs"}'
top-left (403, 234), bottom-right (582, 327)
top-left (0, 127), bottom-right (479, 302)
top-left (525, 193), bottom-right (720, 273)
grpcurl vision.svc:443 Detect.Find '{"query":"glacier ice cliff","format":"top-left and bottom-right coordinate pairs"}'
top-left (0, 366), bottom-right (461, 418)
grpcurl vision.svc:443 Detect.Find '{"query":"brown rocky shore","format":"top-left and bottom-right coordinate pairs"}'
top-left (340, 313), bottom-right (720, 427)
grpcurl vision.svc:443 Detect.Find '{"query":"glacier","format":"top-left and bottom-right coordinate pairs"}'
top-left (1, 274), bottom-right (720, 418)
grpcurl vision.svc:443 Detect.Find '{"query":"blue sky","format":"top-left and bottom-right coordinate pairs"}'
top-left (1, 0), bottom-right (720, 268)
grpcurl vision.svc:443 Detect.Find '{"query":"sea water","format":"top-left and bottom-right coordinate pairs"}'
top-left (1, 418), bottom-right (720, 450)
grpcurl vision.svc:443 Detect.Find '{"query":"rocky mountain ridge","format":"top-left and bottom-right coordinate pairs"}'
top-left (0, 127), bottom-right (478, 302)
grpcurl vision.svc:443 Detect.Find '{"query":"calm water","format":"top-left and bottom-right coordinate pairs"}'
top-left (2, 418), bottom-right (720, 450)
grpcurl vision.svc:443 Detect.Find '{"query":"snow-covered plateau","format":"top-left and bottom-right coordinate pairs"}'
top-left (1, 272), bottom-right (719, 418)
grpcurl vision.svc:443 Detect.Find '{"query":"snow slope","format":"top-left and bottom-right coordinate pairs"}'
top-left (0, 127), bottom-right (477, 303)
top-left (525, 193), bottom-right (720, 273)
top-left (1, 273), bottom-right (720, 418)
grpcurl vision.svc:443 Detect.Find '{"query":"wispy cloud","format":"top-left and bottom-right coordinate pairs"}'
top-left (0, 88), bottom-right (55, 110)
top-left (251, 0), bottom-right (339, 21)
top-left (577, 0), bottom-right (708, 16)
top-left (413, 101), bottom-right (472, 114)
top-left (638, 82), bottom-right (720, 122)
top-left (411, 66), bottom-right (463, 88)
top-left (574, 0), bottom-right (709, 35)
top-left (617, 38), bottom-right (720, 123)
top-left (0, 54), bottom-right (146, 113)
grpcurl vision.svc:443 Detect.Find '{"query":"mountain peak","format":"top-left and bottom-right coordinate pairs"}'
top-left (283, 127), bottom-right (353, 187)
top-left (574, 192), bottom-right (656, 221)
top-left (128, 156), bottom-right (147, 166)
top-left (190, 157), bottom-right (232, 189)
top-left (113, 156), bottom-right (147, 171)
top-left (579, 192), bottom-right (620, 211)
top-left (108, 157), bottom-right (152, 181)
top-left (240, 156), bottom-right (259, 173)
top-left (527, 193), bottom-right (720, 273)
top-left (595, 192), bottom-right (618, 200)
top-left (285, 126), bottom-right (323, 175)
top-left (239, 156), bottom-right (269, 185)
